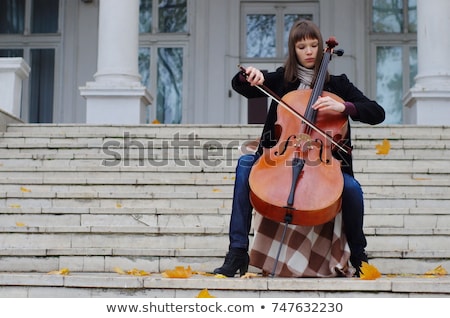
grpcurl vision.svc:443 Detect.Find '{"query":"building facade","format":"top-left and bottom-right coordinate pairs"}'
top-left (0, 0), bottom-right (449, 125)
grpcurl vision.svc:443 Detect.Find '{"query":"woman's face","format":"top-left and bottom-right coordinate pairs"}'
top-left (295, 37), bottom-right (319, 69)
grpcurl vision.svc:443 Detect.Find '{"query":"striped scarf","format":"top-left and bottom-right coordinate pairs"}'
top-left (296, 64), bottom-right (314, 89)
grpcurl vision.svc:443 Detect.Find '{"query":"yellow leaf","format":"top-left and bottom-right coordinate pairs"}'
top-left (152, 119), bottom-right (161, 124)
top-left (241, 272), bottom-right (258, 279)
top-left (9, 204), bottom-right (21, 209)
top-left (196, 288), bottom-right (216, 298)
top-left (375, 139), bottom-right (390, 155)
top-left (359, 262), bottom-right (381, 280)
top-left (162, 266), bottom-right (193, 278)
top-left (20, 186), bottom-right (31, 193)
top-left (60, 268), bottom-right (70, 275)
top-left (197, 271), bottom-right (216, 277)
top-left (212, 188), bottom-right (222, 193)
top-left (116, 202), bottom-right (123, 208)
top-left (127, 268), bottom-right (150, 276)
top-left (214, 274), bottom-right (227, 279)
top-left (15, 222), bottom-right (26, 227)
top-left (48, 268), bottom-right (70, 275)
top-left (114, 267), bottom-right (150, 276)
top-left (424, 265), bottom-right (447, 276)
top-left (114, 267), bottom-right (127, 275)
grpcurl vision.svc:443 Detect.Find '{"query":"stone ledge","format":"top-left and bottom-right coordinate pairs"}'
top-left (0, 272), bottom-right (448, 297)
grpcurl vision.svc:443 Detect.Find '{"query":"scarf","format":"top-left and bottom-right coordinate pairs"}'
top-left (296, 64), bottom-right (314, 89)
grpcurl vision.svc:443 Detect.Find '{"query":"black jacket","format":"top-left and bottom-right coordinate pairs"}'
top-left (231, 67), bottom-right (385, 176)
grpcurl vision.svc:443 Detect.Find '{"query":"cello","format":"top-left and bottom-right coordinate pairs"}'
top-left (247, 37), bottom-right (348, 226)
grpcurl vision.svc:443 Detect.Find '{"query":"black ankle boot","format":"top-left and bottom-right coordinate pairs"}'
top-left (214, 249), bottom-right (249, 277)
top-left (350, 251), bottom-right (368, 277)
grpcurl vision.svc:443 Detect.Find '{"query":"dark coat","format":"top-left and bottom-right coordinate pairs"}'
top-left (231, 67), bottom-right (385, 176)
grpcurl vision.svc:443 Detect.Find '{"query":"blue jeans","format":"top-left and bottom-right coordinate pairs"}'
top-left (228, 153), bottom-right (367, 256)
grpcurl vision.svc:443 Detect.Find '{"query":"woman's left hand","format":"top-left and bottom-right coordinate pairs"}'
top-left (312, 96), bottom-right (345, 113)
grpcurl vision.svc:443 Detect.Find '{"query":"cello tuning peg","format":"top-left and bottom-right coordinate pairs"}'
top-left (334, 49), bottom-right (344, 56)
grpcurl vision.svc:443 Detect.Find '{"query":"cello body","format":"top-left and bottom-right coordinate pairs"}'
top-left (249, 85), bottom-right (348, 226)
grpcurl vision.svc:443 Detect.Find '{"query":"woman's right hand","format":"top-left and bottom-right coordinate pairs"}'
top-left (243, 66), bottom-right (265, 86)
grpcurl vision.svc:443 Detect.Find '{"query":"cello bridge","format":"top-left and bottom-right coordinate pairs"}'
top-left (294, 133), bottom-right (312, 148)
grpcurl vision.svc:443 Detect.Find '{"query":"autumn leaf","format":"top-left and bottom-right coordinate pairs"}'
top-left (114, 267), bottom-right (127, 275)
top-left (114, 267), bottom-right (150, 276)
top-left (241, 272), bottom-right (258, 279)
top-left (195, 271), bottom-right (216, 277)
top-left (20, 186), bottom-right (31, 193)
top-left (127, 268), bottom-right (150, 276)
top-left (116, 202), bottom-right (123, 208)
top-left (152, 119), bottom-right (161, 124)
top-left (9, 204), bottom-right (21, 208)
top-left (48, 268), bottom-right (70, 275)
top-left (15, 222), bottom-right (27, 227)
top-left (196, 288), bottom-right (216, 298)
top-left (375, 139), bottom-right (390, 155)
top-left (162, 266), bottom-right (193, 278)
top-left (359, 262), bottom-right (381, 280)
top-left (424, 265), bottom-right (447, 276)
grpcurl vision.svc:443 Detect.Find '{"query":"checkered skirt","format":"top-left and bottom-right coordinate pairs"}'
top-left (249, 211), bottom-right (352, 277)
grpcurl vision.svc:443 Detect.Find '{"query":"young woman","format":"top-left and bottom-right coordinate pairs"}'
top-left (214, 20), bottom-right (385, 277)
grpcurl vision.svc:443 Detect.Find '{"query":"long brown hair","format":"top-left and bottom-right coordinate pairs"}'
top-left (284, 20), bottom-right (327, 86)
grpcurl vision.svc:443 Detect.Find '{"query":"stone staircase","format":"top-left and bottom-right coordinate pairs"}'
top-left (0, 123), bottom-right (449, 297)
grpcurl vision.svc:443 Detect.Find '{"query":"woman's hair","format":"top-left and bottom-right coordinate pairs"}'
top-left (284, 20), bottom-right (327, 85)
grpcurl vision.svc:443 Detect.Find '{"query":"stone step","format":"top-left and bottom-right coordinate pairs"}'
top-left (1, 124), bottom-right (449, 296)
top-left (0, 248), bottom-right (449, 275)
top-left (0, 272), bottom-right (449, 297)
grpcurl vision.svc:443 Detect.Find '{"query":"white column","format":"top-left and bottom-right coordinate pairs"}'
top-left (80, 0), bottom-right (152, 124)
top-left (0, 58), bottom-right (30, 118)
top-left (403, 0), bottom-right (450, 124)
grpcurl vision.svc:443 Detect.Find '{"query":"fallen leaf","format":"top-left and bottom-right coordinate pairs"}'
top-left (162, 266), bottom-right (193, 278)
top-left (152, 119), bottom-right (161, 124)
top-left (424, 265), bottom-right (447, 276)
top-left (214, 274), bottom-right (227, 278)
top-left (48, 268), bottom-right (70, 275)
top-left (375, 139), bottom-right (390, 155)
top-left (195, 271), bottom-right (215, 277)
top-left (359, 262), bottom-right (381, 280)
top-left (114, 267), bottom-right (150, 276)
top-left (15, 222), bottom-right (27, 227)
top-left (127, 268), bottom-right (150, 276)
top-left (20, 186), bottom-right (31, 193)
top-left (116, 202), bottom-right (123, 208)
top-left (241, 272), bottom-right (258, 279)
top-left (212, 188), bottom-right (222, 193)
top-left (196, 288), bottom-right (216, 298)
top-left (9, 204), bottom-right (21, 209)
top-left (114, 267), bottom-right (127, 275)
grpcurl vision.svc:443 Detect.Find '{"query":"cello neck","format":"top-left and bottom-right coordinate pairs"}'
top-left (303, 37), bottom-right (339, 126)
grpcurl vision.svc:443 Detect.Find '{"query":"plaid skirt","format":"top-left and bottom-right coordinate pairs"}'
top-left (249, 211), bottom-right (352, 277)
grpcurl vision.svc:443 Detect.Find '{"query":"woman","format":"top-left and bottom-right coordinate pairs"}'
top-left (214, 20), bottom-right (385, 277)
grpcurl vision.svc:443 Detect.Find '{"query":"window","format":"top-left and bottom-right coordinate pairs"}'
top-left (370, 0), bottom-right (417, 124)
top-left (138, 0), bottom-right (188, 124)
top-left (241, 2), bottom-right (318, 62)
top-left (0, 0), bottom-right (60, 123)
top-left (239, 2), bottom-right (318, 123)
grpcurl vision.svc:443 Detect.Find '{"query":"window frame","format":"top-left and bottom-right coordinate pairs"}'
top-left (238, 1), bottom-right (319, 123)
top-left (138, 0), bottom-right (190, 123)
top-left (239, 1), bottom-right (319, 64)
top-left (368, 0), bottom-right (417, 124)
